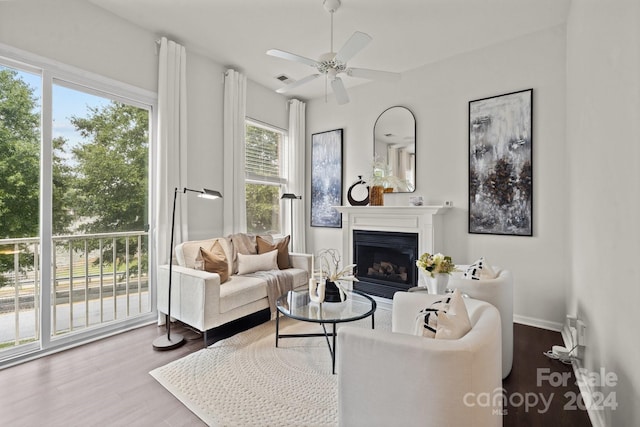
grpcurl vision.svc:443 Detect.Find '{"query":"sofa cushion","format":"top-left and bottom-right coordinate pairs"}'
top-left (197, 241), bottom-right (229, 283)
top-left (176, 237), bottom-right (233, 278)
top-left (257, 235), bottom-right (291, 269)
top-left (219, 275), bottom-right (268, 314)
top-left (237, 250), bottom-right (278, 275)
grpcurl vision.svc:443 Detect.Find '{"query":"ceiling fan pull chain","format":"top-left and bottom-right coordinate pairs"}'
top-left (325, 75), bottom-right (328, 103)
top-left (330, 10), bottom-right (334, 53)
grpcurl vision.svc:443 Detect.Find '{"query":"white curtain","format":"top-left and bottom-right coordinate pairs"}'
top-left (288, 99), bottom-right (306, 253)
top-left (223, 69), bottom-right (247, 235)
top-left (156, 37), bottom-right (188, 267)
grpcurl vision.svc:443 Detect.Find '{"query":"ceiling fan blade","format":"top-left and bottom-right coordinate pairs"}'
top-left (347, 68), bottom-right (401, 82)
top-left (331, 77), bottom-right (350, 105)
top-left (275, 74), bottom-right (321, 93)
top-left (266, 49), bottom-right (319, 68)
top-left (334, 31), bottom-right (372, 63)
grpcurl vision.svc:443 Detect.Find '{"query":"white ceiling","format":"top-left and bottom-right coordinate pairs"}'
top-left (89, 0), bottom-right (571, 101)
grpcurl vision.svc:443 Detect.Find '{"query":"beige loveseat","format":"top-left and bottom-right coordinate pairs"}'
top-left (157, 234), bottom-right (312, 345)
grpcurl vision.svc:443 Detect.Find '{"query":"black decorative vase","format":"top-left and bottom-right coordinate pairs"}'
top-left (324, 281), bottom-right (346, 303)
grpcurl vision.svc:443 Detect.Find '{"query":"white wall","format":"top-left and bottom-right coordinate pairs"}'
top-left (0, 0), bottom-right (289, 243)
top-left (0, 0), bottom-right (158, 93)
top-left (566, 1), bottom-right (640, 425)
top-left (307, 25), bottom-right (568, 328)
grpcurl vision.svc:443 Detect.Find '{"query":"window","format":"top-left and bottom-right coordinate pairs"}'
top-left (244, 120), bottom-right (287, 235)
top-left (0, 47), bottom-right (155, 364)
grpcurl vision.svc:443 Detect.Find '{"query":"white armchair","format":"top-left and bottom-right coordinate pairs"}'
top-left (337, 293), bottom-right (503, 427)
top-left (449, 268), bottom-right (513, 378)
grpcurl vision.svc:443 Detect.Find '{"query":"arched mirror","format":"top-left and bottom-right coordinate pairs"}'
top-left (373, 106), bottom-right (416, 192)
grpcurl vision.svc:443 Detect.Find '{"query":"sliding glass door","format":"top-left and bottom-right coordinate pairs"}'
top-left (0, 54), bottom-right (155, 363)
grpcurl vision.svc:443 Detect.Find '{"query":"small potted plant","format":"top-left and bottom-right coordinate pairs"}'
top-left (315, 249), bottom-right (358, 302)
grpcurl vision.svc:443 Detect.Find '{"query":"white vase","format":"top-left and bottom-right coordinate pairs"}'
top-left (421, 272), bottom-right (450, 294)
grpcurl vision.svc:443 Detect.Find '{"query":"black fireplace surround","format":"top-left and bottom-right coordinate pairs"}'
top-left (352, 230), bottom-right (419, 299)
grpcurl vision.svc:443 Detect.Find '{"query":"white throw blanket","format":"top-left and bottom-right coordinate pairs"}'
top-left (247, 269), bottom-right (294, 317)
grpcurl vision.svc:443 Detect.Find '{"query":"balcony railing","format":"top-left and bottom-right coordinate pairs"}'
top-left (0, 231), bottom-right (150, 350)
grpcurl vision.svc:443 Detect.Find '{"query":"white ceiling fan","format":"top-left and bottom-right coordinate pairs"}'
top-left (266, 0), bottom-right (400, 105)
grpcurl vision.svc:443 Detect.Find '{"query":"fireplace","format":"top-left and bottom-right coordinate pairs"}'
top-left (353, 230), bottom-right (418, 298)
top-left (335, 205), bottom-right (450, 299)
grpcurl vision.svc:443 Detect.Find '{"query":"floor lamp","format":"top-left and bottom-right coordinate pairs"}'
top-left (281, 193), bottom-right (301, 252)
top-left (153, 187), bottom-right (222, 351)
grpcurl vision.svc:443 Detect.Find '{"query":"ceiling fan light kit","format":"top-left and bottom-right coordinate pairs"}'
top-left (266, 0), bottom-right (400, 104)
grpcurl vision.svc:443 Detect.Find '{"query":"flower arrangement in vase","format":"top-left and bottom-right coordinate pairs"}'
top-left (416, 252), bottom-right (457, 294)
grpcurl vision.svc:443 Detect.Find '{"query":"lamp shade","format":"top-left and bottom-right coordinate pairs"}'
top-left (281, 193), bottom-right (301, 200)
top-left (199, 188), bottom-right (223, 199)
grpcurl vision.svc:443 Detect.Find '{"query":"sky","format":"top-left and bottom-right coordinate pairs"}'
top-left (7, 65), bottom-right (112, 157)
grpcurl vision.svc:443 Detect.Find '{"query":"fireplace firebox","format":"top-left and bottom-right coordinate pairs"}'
top-left (353, 230), bottom-right (419, 298)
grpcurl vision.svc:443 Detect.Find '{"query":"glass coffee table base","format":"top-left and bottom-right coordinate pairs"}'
top-left (274, 290), bottom-right (376, 375)
top-left (276, 316), bottom-right (348, 374)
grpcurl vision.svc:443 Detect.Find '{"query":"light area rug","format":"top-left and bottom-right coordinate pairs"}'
top-left (150, 308), bottom-right (391, 426)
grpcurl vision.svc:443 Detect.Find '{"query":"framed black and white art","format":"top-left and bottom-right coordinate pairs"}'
top-left (311, 129), bottom-right (343, 228)
top-left (469, 89), bottom-right (533, 236)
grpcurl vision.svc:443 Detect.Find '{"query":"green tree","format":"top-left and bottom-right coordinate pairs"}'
top-left (69, 102), bottom-right (148, 233)
top-left (246, 183), bottom-right (279, 234)
top-left (52, 136), bottom-right (74, 235)
top-left (0, 69), bottom-right (41, 287)
top-left (0, 68), bottom-right (40, 239)
top-left (68, 102), bottom-right (149, 269)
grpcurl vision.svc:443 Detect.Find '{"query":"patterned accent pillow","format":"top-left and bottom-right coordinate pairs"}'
top-left (463, 257), bottom-right (496, 280)
top-left (415, 295), bottom-right (453, 338)
top-left (415, 289), bottom-right (471, 339)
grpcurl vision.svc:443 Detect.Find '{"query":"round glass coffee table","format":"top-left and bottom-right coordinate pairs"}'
top-left (275, 289), bottom-right (376, 374)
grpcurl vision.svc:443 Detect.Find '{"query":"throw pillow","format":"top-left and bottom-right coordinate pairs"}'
top-left (229, 233), bottom-right (259, 274)
top-left (237, 249), bottom-right (278, 275)
top-left (256, 235), bottom-right (291, 270)
top-left (197, 241), bottom-right (229, 283)
top-left (434, 289), bottom-right (471, 340)
top-left (463, 257), bottom-right (497, 280)
top-left (415, 296), bottom-right (451, 338)
top-left (414, 289), bottom-right (472, 340)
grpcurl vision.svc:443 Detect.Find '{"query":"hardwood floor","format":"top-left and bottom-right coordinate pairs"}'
top-left (0, 321), bottom-right (591, 426)
top-left (503, 324), bottom-right (592, 427)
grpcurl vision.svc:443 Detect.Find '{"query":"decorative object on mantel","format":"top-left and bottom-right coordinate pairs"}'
top-left (369, 185), bottom-right (385, 206)
top-left (311, 129), bottom-right (343, 228)
top-left (347, 175), bottom-right (370, 206)
top-left (416, 252), bottom-right (457, 295)
top-left (316, 248), bottom-right (358, 302)
top-left (409, 196), bottom-right (424, 206)
top-left (469, 88), bottom-right (533, 236)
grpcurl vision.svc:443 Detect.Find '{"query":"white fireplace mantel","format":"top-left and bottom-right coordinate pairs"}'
top-left (334, 206), bottom-right (450, 265)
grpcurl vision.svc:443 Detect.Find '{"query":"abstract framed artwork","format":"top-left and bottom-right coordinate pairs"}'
top-left (311, 129), bottom-right (343, 228)
top-left (469, 89), bottom-right (533, 236)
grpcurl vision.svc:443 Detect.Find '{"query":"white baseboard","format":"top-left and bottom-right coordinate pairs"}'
top-left (561, 325), bottom-right (606, 427)
top-left (514, 314), bottom-right (563, 331)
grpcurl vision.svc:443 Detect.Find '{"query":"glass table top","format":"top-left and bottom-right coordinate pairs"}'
top-left (276, 290), bottom-right (376, 324)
